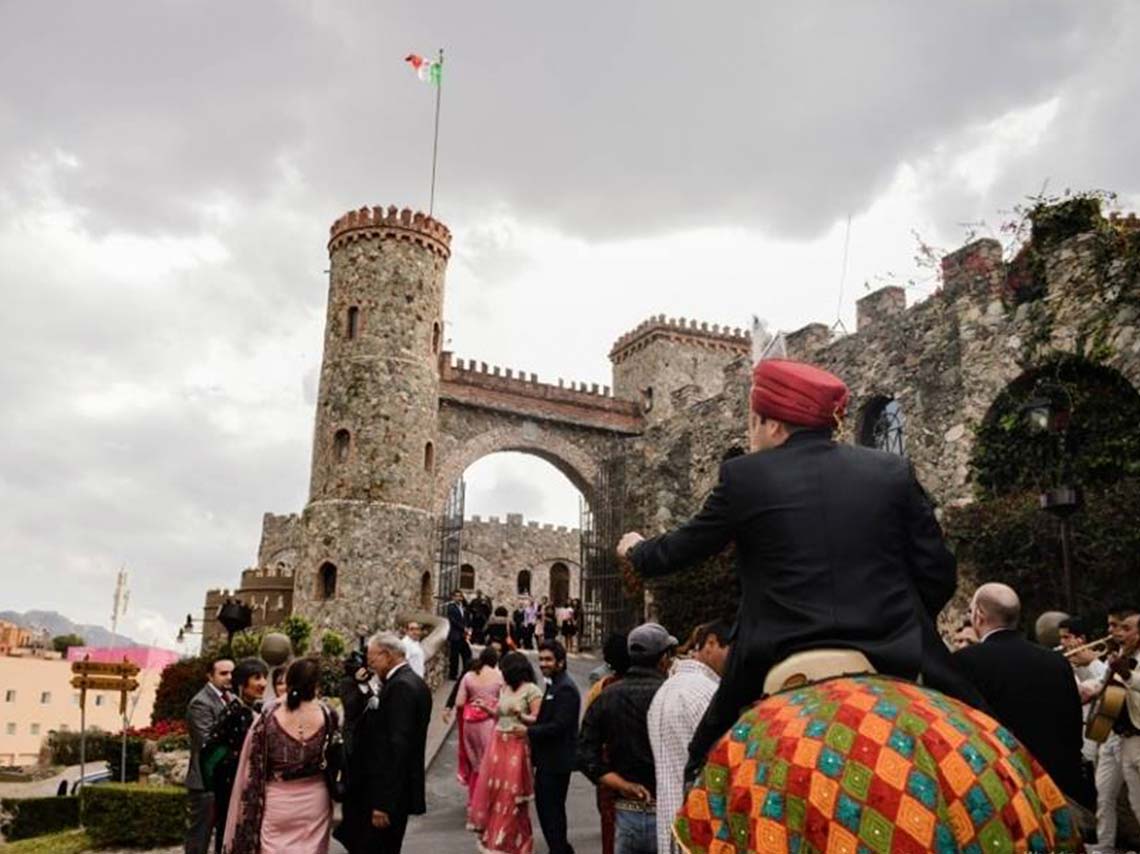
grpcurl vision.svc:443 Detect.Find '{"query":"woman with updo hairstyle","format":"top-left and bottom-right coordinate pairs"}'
top-left (455, 644), bottom-right (504, 806)
top-left (223, 656), bottom-right (336, 853)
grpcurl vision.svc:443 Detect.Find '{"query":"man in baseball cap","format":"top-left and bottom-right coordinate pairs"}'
top-left (577, 621), bottom-right (676, 851)
top-left (617, 357), bottom-right (982, 782)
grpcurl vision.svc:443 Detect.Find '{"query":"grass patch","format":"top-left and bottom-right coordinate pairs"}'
top-left (0, 829), bottom-right (91, 854)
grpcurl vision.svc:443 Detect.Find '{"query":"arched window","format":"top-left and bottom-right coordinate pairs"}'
top-left (317, 562), bottom-right (337, 600)
top-left (858, 397), bottom-right (906, 456)
top-left (333, 429), bottom-right (351, 463)
top-left (550, 562), bottom-right (570, 606)
top-left (459, 563), bottom-right (475, 590)
top-left (431, 321), bottom-right (442, 355)
top-left (420, 571), bottom-right (433, 610)
top-left (424, 441), bottom-right (434, 473)
top-left (346, 306), bottom-right (360, 340)
top-left (517, 570), bottom-right (532, 595)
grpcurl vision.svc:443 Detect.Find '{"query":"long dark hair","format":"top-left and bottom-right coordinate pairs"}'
top-left (285, 657), bottom-right (321, 711)
top-left (499, 651), bottom-right (536, 689)
top-left (473, 645), bottom-right (500, 674)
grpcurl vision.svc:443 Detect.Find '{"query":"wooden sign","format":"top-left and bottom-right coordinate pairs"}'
top-left (71, 676), bottom-right (140, 693)
top-left (71, 660), bottom-right (140, 677)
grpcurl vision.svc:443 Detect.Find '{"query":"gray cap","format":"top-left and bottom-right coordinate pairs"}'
top-left (627, 622), bottom-right (679, 658)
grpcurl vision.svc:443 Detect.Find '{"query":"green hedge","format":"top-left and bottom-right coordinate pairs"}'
top-left (0, 795), bottom-right (80, 840)
top-left (46, 729), bottom-right (111, 766)
top-left (104, 736), bottom-right (144, 783)
top-left (80, 783), bottom-right (187, 847)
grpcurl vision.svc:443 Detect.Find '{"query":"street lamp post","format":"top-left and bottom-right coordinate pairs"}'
top-left (1021, 384), bottom-right (1079, 613)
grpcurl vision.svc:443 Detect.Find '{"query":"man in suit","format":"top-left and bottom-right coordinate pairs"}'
top-left (341, 631), bottom-right (431, 854)
top-left (184, 657), bottom-right (233, 854)
top-left (529, 640), bottom-right (581, 854)
top-left (446, 589), bottom-right (471, 680)
top-left (953, 583), bottom-right (1091, 807)
top-left (618, 358), bottom-right (983, 781)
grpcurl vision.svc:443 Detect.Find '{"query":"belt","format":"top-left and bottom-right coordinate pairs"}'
top-left (614, 798), bottom-right (656, 814)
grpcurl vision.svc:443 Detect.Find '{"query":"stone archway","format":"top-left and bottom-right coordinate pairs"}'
top-left (550, 562), bottom-right (570, 606)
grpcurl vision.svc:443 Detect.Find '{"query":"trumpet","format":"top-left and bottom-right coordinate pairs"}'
top-left (1056, 634), bottom-right (1115, 658)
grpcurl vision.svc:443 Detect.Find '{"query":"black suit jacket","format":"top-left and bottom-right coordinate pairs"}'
top-left (447, 602), bottom-right (468, 642)
top-left (631, 431), bottom-right (981, 706)
top-left (953, 630), bottom-right (1089, 805)
top-left (528, 669), bottom-right (581, 774)
top-left (352, 664), bottom-right (432, 818)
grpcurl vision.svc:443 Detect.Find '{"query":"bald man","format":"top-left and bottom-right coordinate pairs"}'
top-left (954, 583), bottom-right (1090, 807)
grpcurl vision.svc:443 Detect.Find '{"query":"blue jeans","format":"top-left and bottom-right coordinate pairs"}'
top-left (615, 807), bottom-right (657, 854)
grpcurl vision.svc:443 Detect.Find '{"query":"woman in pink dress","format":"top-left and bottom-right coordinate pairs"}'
top-left (224, 657), bottom-right (335, 854)
top-left (456, 645), bottom-right (503, 807)
top-left (467, 652), bottom-right (543, 854)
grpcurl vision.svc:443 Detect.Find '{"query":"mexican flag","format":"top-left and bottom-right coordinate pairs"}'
top-left (405, 53), bottom-right (442, 86)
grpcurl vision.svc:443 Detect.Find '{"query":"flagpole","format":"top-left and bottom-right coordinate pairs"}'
top-left (429, 47), bottom-right (443, 217)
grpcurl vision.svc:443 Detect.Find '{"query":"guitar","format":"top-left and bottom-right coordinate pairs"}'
top-left (1085, 639), bottom-right (1137, 743)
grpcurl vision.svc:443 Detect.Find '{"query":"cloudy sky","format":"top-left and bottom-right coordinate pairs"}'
top-left (2, 2), bottom-right (1138, 648)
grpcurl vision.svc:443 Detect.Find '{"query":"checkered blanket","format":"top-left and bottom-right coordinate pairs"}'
top-left (674, 675), bottom-right (1082, 854)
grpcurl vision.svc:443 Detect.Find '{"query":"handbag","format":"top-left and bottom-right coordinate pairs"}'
top-left (319, 704), bottom-right (349, 802)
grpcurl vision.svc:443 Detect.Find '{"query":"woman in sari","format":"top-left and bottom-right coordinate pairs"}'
top-left (672, 674), bottom-right (1084, 854)
top-left (223, 657), bottom-right (335, 854)
top-left (457, 645), bottom-right (504, 807)
top-left (468, 651), bottom-right (544, 854)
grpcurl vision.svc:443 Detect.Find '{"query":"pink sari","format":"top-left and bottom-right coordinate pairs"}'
top-left (467, 682), bottom-right (543, 854)
top-left (457, 672), bottom-right (502, 803)
top-left (222, 710), bottom-right (332, 854)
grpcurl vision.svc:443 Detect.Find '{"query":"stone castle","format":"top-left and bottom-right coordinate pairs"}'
top-left (204, 202), bottom-right (1139, 642)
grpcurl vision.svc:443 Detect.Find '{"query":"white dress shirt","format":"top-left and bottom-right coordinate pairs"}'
top-left (402, 637), bottom-right (425, 678)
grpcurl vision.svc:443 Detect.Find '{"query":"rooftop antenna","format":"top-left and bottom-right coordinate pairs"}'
top-left (110, 567), bottom-right (129, 639)
top-left (832, 213), bottom-right (852, 335)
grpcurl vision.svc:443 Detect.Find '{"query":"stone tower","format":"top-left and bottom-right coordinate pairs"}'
top-left (292, 205), bottom-right (451, 635)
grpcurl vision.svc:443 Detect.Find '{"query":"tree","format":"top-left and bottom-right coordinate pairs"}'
top-left (279, 615), bottom-right (313, 656)
top-left (151, 657), bottom-right (208, 725)
top-left (52, 633), bottom-right (86, 654)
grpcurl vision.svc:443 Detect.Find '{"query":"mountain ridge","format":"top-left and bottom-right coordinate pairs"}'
top-left (0, 610), bottom-right (136, 648)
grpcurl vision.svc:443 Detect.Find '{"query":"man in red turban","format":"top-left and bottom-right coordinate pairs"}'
top-left (618, 357), bottom-right (980, 782)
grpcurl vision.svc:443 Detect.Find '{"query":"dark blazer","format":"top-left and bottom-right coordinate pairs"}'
top-left (953, 629), bottom-right (1089, 806)
top-left (446, 602), bottom-right (468, 642)
top-left (185, 684), bottom-right (227, 791)
top-left (528, 669), bottom-right (581, 774)
top-left (630, 431), bottom-right (980, 706)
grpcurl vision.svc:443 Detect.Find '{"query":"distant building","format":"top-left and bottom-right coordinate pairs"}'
top-left (0, 620), bottom-right (32, 656)
top-left (201, 562), bottom-right (295, 648)
top-left (0, 649), bottom-right (165, 766)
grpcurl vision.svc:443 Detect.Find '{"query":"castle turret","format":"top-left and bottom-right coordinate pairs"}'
top-left (294, 205), bottom-right (451, 633)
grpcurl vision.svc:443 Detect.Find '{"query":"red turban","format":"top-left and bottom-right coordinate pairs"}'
top-left (750, 359), bottom-right (849, 429)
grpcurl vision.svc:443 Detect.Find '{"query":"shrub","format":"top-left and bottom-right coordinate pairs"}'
top-left (230, 627), bottom-right (265, 659)
top-left (279, 614), bottom-right (313, 655)
top-left (104, 736), bottom-right (143, 783)
top-left (0, 829), bottom-right (90, 854)
top-left (151, 656), bottom-right (207, 725)
top-left (0, 795), bottom-right (80, 840)
top-left (320, 629), bottom-right (346, 657)
top-left (81, 783), bottom-right (186, 847)
top-left (47, 729), bottom-right (110, 766)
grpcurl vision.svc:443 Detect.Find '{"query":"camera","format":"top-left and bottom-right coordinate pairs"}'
top-left (344, 648), bottom-right (369, 680)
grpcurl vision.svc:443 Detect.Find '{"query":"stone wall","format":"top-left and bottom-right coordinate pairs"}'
top-left (457, 513), bottom-right (581, 609)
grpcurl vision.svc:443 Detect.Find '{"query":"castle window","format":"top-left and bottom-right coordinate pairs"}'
top-left (334, 429), bottom-right (351, 463)
top-left (432, 321), bottom-right (442, 355)
top-left (858, 397), bottom-right (906, 456)
top-left (459, 563), bottom-right (475, 590)
top-left (317, 562), bottom-right (338, 600)
top-left (517, 570), bottom-right (531, 595)
top-left (550, 562), bottom-right (570, 606)
top-left (346, 306), bottom-right (360, 340)
top-left (424, 441), bottom-right (434, 473)
top-left (420, 571), bottom-right (433, 610)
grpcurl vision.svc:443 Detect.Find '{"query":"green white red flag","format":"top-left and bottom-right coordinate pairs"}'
top-left (405, 53), bottom-right (441, 86)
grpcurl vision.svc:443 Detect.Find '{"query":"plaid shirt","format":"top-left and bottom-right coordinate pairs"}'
top-left (647, 658), bottom-right (720, 854)
top-left (576, 665), bottom-right (665, 792)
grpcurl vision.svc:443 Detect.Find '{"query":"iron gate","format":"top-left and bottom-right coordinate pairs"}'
top-left (580, 455), bottom-right (640, 650)
top-left (435, 478), bottom-right (465, 615)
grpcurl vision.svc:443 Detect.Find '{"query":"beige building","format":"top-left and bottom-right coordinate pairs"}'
top-left (0, 656), bottom-right (160, 766)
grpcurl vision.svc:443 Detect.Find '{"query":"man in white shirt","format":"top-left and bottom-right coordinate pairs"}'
top-left (647, 621), bottom-right (731, 854)
top-left (401, 619), bottom-right (426, 678)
